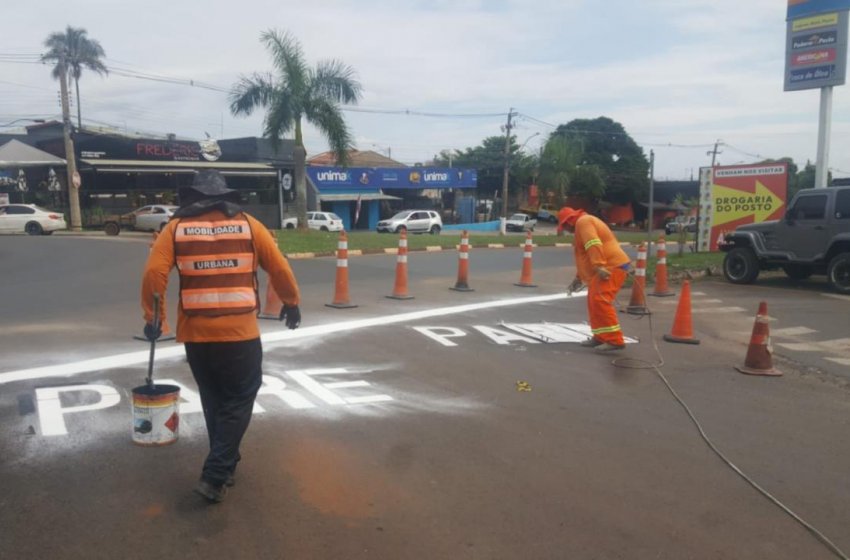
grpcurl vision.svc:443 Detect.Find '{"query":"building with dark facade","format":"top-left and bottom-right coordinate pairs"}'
top-left (1, 122), bottom-right (295, 229)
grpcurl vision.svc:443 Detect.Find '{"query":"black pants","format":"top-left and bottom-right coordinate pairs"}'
top-left (184, 338), bottom-right (263, 487)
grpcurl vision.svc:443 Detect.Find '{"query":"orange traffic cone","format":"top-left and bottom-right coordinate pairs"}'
top-left (736, 302), bottom-right (782, 376)
top-left (260, 230), bottom-right (286, 319)
top-left (387, 229), bottom-right (414, 300)
top-left (450, 230), bottom-right (474, 292)
top-left (663, 280), bottom-right (699, 344)
top-left (514, 230), bottom-right (537, 288)
top-left (626, 242), bottom-right (650, 315)
top-left (650, 236), bottom-right (675, 297)
top-left (259, 274), bottom-right (284, 319)
top-left (326, 230), bottom-right (357, 309)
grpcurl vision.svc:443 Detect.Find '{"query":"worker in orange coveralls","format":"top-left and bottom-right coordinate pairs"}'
top-left (557, 207), bottom-right (631, 352)
top-left (141, 170), bottom-right (300, 503)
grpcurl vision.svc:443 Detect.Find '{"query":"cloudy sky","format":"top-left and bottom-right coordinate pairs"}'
top-left (2, 0), bottom-right (849, 180)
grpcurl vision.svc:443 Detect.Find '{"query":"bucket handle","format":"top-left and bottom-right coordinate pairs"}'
top-left (145, 293), bottom-right (160, 388)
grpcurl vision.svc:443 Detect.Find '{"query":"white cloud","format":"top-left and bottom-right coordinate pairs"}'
top-left (3, 0), bottom-right (850, 178)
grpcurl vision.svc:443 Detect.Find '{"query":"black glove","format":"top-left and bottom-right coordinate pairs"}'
top-left (279, 304), bottom-right (301, 330)
top-left (143, 322), bottom-right (162, 341)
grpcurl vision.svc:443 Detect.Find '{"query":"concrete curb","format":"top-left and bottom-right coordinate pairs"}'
top-left (277, 234), bottom-right (692, 260)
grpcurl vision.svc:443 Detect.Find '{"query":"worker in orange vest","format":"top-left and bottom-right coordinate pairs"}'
top-left (557, 207), bottom-right (631, 352)
top-left (141, 170), bottom-right (300, 503)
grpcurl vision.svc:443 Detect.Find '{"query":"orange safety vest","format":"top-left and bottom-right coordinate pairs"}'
top-left (173, 215), bottom-right (259, 317)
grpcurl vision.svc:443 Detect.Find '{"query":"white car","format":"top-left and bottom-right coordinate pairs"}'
top-left (307, 211), bottom-right (344, 232)
top-left (129, 205), bottom-right (178, 232)
top-left (377, 210), bottom-right (442, 234)
top-left (506, 213), bottom-right (536, 232)
top-left (0, 204), bottom-right (67, 235)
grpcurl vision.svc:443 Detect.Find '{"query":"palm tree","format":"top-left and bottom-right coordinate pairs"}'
top-left (230, 29), bottom-right (362, 230)
top-left (41, 26), bottom-right (108, 128)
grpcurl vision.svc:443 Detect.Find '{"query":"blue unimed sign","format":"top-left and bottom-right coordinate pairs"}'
top-left (307, 167), bottom-right (478, 190)
top-left (788, 0), bottom-right (850, 20)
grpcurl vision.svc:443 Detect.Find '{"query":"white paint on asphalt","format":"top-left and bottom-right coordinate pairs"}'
top-left (34, 368), bottom-right (394, 437)
top-left (36, 384), bottom-right (121, 437)
top-left (0, 291), bottom-right (582, 386)
top-left (771, 326), bottom-right (819, 337)
top-left (471, 326), bottom-right (542, 345)
top-left (825, 357), bottom-right (850, 366)
top-left (413, 323), bottom-right (639, 346)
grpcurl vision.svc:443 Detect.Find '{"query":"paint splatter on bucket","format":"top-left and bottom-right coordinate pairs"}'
top-left (131, 384), bottom-right (180, 446)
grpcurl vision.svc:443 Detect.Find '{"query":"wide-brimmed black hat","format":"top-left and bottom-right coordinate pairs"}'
top-left (180, 170), bottom-right (236, 199)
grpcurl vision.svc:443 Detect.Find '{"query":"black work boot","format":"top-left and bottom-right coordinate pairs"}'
top-left (194, 479), bottom-right (227, 503)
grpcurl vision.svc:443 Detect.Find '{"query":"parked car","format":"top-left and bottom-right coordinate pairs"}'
top-left (720, 186), bottom-right (850, 293)
top-left (506, 213), bottom-right (536, 232)
top-left (307, 211), bottom-right (344, 232)
top-left (127, 205), bottom-right (178, 232)
top-left (0, 204), bottom-right (67, 235)
top-left (665, 215), bottom-right (697, 235)
top-left (282, 216), bottom-right (298, 229)
top-left (536, 204), bottom-right (559, 223)
top-left (377, 210), bottom-right (442, 234)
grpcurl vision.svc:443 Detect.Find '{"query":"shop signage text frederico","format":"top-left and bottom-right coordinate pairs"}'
top-left (77, 136), bottom-right (222, 162)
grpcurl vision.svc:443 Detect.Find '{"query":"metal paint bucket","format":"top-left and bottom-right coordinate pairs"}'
top-left (131, 384), bottom-right (180, 446)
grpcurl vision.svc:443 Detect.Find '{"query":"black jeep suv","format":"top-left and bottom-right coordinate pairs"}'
top-left (720, 186), bottom-right (850, 293)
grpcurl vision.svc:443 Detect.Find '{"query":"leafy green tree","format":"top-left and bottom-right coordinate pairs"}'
top-left (553, 117), bottom-right (649, 205)
top-left (41, 26), bottom-right (108, 128)
top-left (230, 29), bottom-right (362, 229)
top-left (538, 135), bottom-right (579, 202)
top-left (433, 135), bottom-right (536, 205)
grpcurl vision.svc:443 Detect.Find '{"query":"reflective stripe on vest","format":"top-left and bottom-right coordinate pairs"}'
top-left (181, 287), bottom-right (258, 310)
top-left (174, 215), bottom-right (258, 317)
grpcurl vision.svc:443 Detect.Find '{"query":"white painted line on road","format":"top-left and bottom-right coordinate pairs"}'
top-left (777, 342), bottom-right (822, 352)
top-left (776, 339), bottom-right (850, 353)
top-left (821, 293), bottom-right (850, 302)
top-left (0, 291), bottom-right (582, 386)
top-left (694, 306), bottom-right (747, 313)
top-left (825, 357), bottom-right (850, 366)
top-left (771, 326), bottom-right (818, 338)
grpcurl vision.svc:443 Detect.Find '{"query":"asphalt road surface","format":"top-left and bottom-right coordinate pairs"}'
top-left (1, 234), bottom-right (848, 560)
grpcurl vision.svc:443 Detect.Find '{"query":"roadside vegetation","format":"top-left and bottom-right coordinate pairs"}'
top-left (277, 228), bottom-right (707, 256)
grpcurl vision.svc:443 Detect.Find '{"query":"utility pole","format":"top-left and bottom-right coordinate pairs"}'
top-left (708, 139), bottom-right (722, 169)
top-left (499, 108), bottom-right (515, 235)
top-left (59, 56), bottom-right (82, 231)
top-left (647, 150), bottom-right (655, 251)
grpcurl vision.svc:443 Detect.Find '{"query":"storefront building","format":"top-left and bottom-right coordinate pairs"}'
top-left (307, 166), bottom-right (478, 230)
top-left (26, 123), bottom-right (295, 229)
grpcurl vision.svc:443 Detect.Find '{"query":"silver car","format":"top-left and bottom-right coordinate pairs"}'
top-left (377, 210), bottom-right (442, 234)
top-left (130, 205), bottom-right (178, 232)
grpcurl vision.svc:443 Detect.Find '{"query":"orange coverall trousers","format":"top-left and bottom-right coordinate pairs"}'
top-left (587, 266), bottom-right (628, 346)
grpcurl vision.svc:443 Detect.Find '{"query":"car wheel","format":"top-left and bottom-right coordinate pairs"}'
top-left (320, 226), bottom-right (329, 231)
top-left (159, 221), bottom-right (167, 232)
top-left (782, 264), bottom-right (813, 281)
top-left (25, 221), bottom-right (43, 236)
top-left (430, 225), bottom-right (441, 235)
top-left (285, 223), bottom-right (295, 230)
top-left (827, 252), bottom-right (850, 294)
top-left (723, 247), bottom-right (759, 284)
top-left (104, 222), bottom-right (120, 236)
top-left (397, 226), bottom-right (407, 233)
